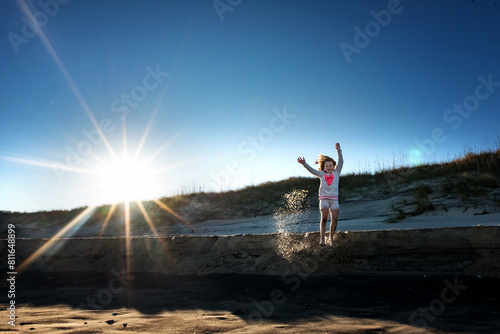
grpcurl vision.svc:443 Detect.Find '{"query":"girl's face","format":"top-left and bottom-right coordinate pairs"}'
top-left (324, 161), bottom-right (334, 173)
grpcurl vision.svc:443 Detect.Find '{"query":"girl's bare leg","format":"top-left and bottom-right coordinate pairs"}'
top-left (329, 209), bottom-right (339, 244)
top-left (320, 208), bottom-right (329, 245)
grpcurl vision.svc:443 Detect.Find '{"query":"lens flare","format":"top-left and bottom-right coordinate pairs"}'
top-left (408, 147), bottom-right (424, 166)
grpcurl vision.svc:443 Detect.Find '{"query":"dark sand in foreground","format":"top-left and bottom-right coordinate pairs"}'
top-left (4, 271), bottom-right (500, 333)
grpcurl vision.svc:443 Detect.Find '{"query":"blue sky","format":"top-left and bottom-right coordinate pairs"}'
top-left (1, 0), bottom-right (499, 212)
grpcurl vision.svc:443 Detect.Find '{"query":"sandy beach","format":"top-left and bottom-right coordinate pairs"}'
top-left (5, 271), bottom-right (500, 333)
top-left (2, 223), bottom-right (500, 333)
top-left (2, 177), bottom-right (500, 333)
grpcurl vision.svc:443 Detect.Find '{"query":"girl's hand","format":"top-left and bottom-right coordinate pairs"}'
top-left (335, 143), bottom-right (341, 150)
top-left (297, 157), bottom-right (306, 165)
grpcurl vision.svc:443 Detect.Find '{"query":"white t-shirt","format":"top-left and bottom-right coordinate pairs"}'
top-left (302, 150), bottom-right (343, 199)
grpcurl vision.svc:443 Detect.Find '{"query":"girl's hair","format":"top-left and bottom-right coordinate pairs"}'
top-left (315, 154), bottom-right (336, 171)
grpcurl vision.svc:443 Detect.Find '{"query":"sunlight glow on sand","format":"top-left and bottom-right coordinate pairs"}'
top-left (136, 201), bottom-right (160, 236)
top-left (97, 203), bottom-right (117, 238)
top-left (8, 1), bottom-right (192, 277)
top-left (17, 205), bottom-right (97, 273)
top-left (124, 201), bottom-right (132, 275)
top-left (153, 199), bottom-right (193, 227)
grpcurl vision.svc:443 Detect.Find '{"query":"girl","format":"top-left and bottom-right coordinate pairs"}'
top-left (297, 143), bottom-right (343, 245)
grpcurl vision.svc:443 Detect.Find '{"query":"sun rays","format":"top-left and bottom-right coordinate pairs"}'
top-left (97, 203), bottom-right (117, 238)
top-left (11, 110), bottom-right (191, 275)
top-left (16, 205), bottom-right (97, 273)
top-left (6, 2), bottom-right (192, 277)
top-left (12, 119), bottom-right (191, 276)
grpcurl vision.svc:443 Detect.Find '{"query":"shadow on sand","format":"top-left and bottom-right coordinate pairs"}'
top-left (8, 269), bottom-right (500, 333)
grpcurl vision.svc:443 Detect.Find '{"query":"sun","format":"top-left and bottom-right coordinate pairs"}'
top-left (98, 157), bottom-right (156, 204)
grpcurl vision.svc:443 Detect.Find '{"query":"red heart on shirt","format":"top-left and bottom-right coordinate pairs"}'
top-left (325, 174), bottom-right (334, 185)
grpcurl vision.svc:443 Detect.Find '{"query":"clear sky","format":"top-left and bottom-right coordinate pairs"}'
top-left (1, 0), bottom-right (499, 212)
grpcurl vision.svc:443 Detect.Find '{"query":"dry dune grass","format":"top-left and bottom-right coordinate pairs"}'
top-left (2, 145), bottom-right (499, 231)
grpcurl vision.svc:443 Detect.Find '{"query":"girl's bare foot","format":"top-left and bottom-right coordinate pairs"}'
top-left (329, 235), bottom-right (336, 246)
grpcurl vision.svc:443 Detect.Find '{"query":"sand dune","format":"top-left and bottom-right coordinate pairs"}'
top-left (2, 181), bottom-right (500, 333)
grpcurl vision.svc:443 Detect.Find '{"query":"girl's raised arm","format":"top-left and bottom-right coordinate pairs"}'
top-left (335, 143), bottom-right (343, 174)
top-left (298, 156), bottom-right (323, 177)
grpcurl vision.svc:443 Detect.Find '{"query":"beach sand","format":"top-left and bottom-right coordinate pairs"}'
top-left (2, 185), bottom-right (500, 333)
top-left (6, 271), bottom-right (500, 333)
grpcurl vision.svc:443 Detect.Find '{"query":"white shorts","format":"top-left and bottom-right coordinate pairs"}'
top-left (319, 198), bottom-right (339, 211)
